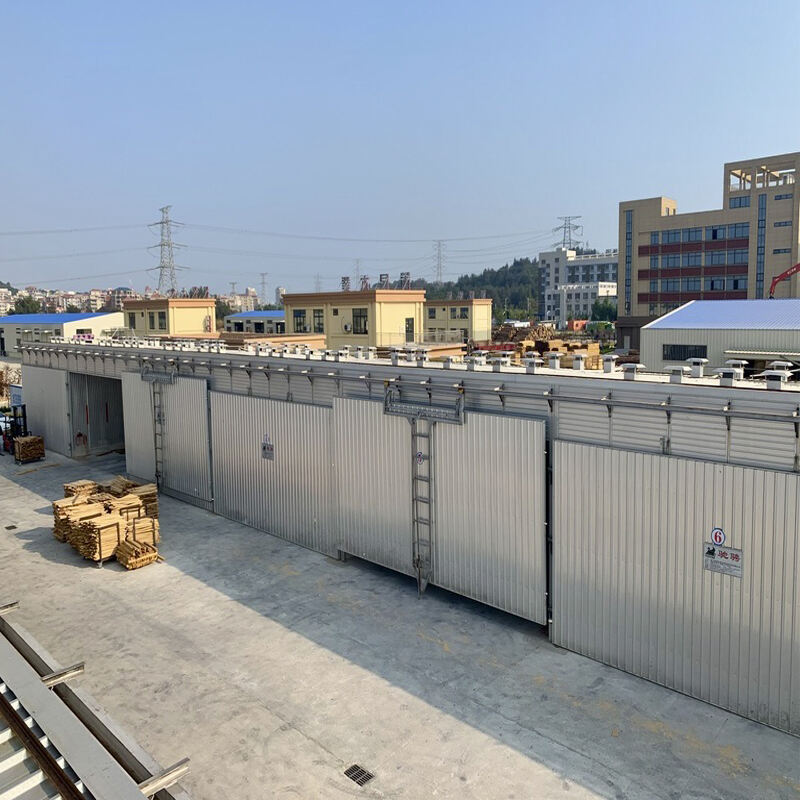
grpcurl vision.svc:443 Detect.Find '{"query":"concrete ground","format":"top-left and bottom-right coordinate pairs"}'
top-left (0, 451), bottom-right (798, 800)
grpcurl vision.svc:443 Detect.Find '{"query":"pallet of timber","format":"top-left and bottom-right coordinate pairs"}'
top-left (127, 516), bottom-right (160, 547)
top-left (104, 494), bottom-right (144, 522)
top-left (53, 502), bottom-right (105, 543)
top-left (128, 484), bottom-right (158, 518)
top-left (63, 479), bottom-right (98, 498)
top-left (103, 475), bottom-right (140, 497)
top-left (87, 492), bottom-right (115, 505)
top-left (72, 514), bottom-right (127, 562)
top-left (14, 436), bottom-right (45, 464)
top-left (116, 539), bottom-right (159, 570)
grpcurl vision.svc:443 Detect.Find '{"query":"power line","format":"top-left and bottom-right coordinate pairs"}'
top-left (0, 224), bottom-right (149, 237)
top-left (0, 247), bottom-right (147, 263)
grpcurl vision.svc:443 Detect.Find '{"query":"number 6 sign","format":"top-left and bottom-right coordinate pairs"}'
top-left (711, 527), bottom-right (726, 546)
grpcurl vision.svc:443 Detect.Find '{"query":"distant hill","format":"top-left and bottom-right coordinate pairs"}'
top-left (0, 280), bottom-right (17, 295)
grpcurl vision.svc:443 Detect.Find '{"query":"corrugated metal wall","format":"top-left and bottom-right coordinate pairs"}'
top-left (69, 372), bottom-right (90, 457)
top-left (21, 366), bottom-right (71, 456)
top-left (121, 372), bottom-right (155, 482)
top-left (552, 441), bottom-right (800, 735)
top-left (434, 415), bottom-right (547, 624)
top-left (161, 377), bottom-right (212, 503)
top-left (332, 398), bottom-right (413, 575)
top-left (210, 392), bottom-right (335, 555)
top-left (67, 374), bottom-right (124, 455)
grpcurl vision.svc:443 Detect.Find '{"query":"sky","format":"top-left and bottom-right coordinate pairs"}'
top-left (1, 1), bottom-right (799, 297)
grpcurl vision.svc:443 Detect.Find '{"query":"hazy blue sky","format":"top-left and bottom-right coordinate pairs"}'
top-left (1, 1), bottom-right (798, 295)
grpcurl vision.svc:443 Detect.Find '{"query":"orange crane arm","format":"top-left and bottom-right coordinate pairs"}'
top-left (768, 262), bottom-right (800, 298)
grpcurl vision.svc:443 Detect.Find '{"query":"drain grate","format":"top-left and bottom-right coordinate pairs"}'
top-left (4, 525), bottom-right (16, 531)
top-left (344, 764), bottom-right (374, 787)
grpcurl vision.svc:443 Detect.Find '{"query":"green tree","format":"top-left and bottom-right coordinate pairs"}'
top-left (215, 300), bottom-right (235, 327)
top-left (591, 299), bottom-right (618, 321)
top-left (11, 295), bottom-right (42, 314)
top-left (65, 304), bottom-right (82, 313)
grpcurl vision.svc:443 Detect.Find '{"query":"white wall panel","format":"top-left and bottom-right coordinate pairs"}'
top-left (121, 372), bottom-right (155, 482)
top-left (21, 366), bottom-right (71, 456)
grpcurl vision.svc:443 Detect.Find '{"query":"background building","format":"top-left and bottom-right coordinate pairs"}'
top-left (123, 298), bottom-right (216, 337)
top-left (274, 287), bottom-right (286, 306)
top-left (282, 289), bottom-right (425, 349)
top-left (224, 310), bottom-right (286, 334)
top-left (0, 311), bottom-right (124, 358)
top-left (423, 298), bottom-right (492, 343)
top-left (618, 151), bottom-right (800, 349)
top-left (538, 247), bottom-right (618, 322)
top-left (549, 282), bottom-right (617, 328)
top-left (641, 298), bottom-right (800, 372)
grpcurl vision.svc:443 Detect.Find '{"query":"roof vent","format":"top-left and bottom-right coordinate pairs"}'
top-left (465, 355), bottom-right (486, 370)
top-left (523, 356), bottom-right (544, 374)
top-left (490, 356), bottom-right (511, 371)
top-left (668, 365), bottom-right (689, 384)
top-left (548, 352), bottom-right (561, 370)
top-left (724, 358), bottom-right (748, 380)
top-left (759, 369), bottom-right (791, 390)
top-left (622, 363), bottom-right (645, 381)
top-left (572, 353), bottom-right (586, 371)
top-left (768, 360), bottom-right (794, 370)
top-left (715, 367), bottom-right (738, 387)
top-left (443, 355), bottom-right (463, 369)
top-left (686, 357), bottom-right (708, 378)
top-left (602, 354), bottom-right (619, 373)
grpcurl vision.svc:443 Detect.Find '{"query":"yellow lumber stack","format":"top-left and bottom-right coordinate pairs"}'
top-left (128, 484), bottom-right (158, 518)
top-left (54, 502), bottom-right (106, 544)
top-left (104, 475), bottom-right (139, 497)
top-left (14, 435), bottom-right (45, 463)
top-left (105, 494), bottom-right (144, 522)
top-left (72, 514), bottom-right (127, 562)
top-left (64, 479), bottom-right (98, 498)
top-left (116, 539), bottom-right (159, 570)
top-left (127, 516), bottom-right (160, 547)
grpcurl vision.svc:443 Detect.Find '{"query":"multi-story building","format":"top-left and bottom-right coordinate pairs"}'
top-left (282, 289), bottom-right (425, 349)
top-left (538, 247), bottom-right (618, 323)
top-left (122, 298), bottom-right (216, 337)
top-left (550, 282), bottom-right (617, 327)
top-left (0, 288), bottom-right (14, 315)
top-left (224, 310), bottom-right (285, 334)
top-left (0, 312), bottom-right (124, 358)
top-left (275, 287), bottom-right (286, 306)
top-left (423, 298), bottom-right (493, 343)
top-left (617, 151), bottom-right (800, 349)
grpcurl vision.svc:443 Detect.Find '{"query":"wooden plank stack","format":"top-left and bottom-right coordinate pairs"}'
top-left (103, 475), bottom-right (139, 497)
top-left (105, 494), bottom-right (144, 522)
top-left (128, 516), bottom-right (160, 547)
top-left (71, 514), bottom-right (127, 561)
top-left (116, 539), bottom-right (159, 570)
top-left (128, 484), bottom-right (158, 519)
top-left (53, 502), bottom-right (105, 543)
top-left (63, 479), bottom-right (98, 497)
top-left (14, 435), bottom-right (45, 464)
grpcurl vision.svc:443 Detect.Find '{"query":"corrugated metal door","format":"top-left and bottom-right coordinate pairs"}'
top-left (433, 414), bottom-right (547, 624)
top-left (161, 377), bottom-right (212, 504)
top-left (20, 365), bottom-right (71, 456)
top-left (210, 392), bottom-right (335, 555)
top-left (68, 372), bottom-right (89, 457)
top-left (332, 398), bottom-right (413, 575)
top-left (552, 441), bottom-right (800, 735)
top-left (121, 372), bottom-right (155, 482)
top-left (85, 375), bottom-right (124, 453)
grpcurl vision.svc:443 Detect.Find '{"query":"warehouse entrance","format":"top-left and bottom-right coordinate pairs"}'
top-left (68, 373), bottom-right (125, 457)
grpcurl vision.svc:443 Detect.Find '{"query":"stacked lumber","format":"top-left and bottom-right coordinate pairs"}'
top-left (127, 516), bottom-right (160, 547)
top-left (53, 502), bottom-right (105, 543)
top-left (105, 475), bottom-right (139, 497)
top-left (105, 494), bottom-right (144, 522)
top-left (14, 435), bottom-right (45, 463)
top-left (128, 484), bottom-right (158, 518)
top-left (87, 492), bottom-right (115, 505)
top-left (64, 479), bottom-right (98, 498)
top-left (116, 539), bottom-right (159, 570)
top-left (71, 514), bottom-right (126, 561)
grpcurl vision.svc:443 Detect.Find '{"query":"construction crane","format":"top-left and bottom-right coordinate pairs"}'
top-left (768, 262), bottom-right (800, 298)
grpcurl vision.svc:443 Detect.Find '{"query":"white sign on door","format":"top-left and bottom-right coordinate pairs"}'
top-left (703, 542), bottom-right (742, 578)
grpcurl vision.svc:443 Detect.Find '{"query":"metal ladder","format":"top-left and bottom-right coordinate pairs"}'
top-left (152, 382), bottom-right (164, 487)
top-left (411, 417), bottom-right (435, 593)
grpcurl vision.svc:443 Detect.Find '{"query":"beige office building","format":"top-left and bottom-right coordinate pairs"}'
top-left (617, 151), bottom-right (800, 349)
top-left (423, 298), bottom-right (492, 343)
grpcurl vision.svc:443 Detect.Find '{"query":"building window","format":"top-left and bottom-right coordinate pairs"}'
top-left (158, 311), bottom-right (167, 330)
top-left (774, 220), bottom-right (792, 227)
top-left (682, 277), bottom-right (701, 291)
top-left (427, 307), bottom-right (436, 320)
top-left (728, 222), bottom-right (749, 238)
top-left (661, 254), bottom-right (680, 268)
top-left (662, 229), bottom-right (681, 244)
top-left (705, 225), bottom-right (726, 241)
top-left (775, 193), bottom-right (793, 201)
top-left (681, 252), bottom-right (702, 267)
top-left (756, 193), bottom-right (767, 297)
top-left (704, 277), bottom-right (725, 291)
top-left (729, 196), bottom-right (751, 209)
top-left (661, 279), bottom-right (680, 292)
top-left (293, 309), bottom-right (306, 332)
top-left (459, 307), bottom-right (468, 319)
top-left (650, 232), bottom-right (659, 245)
top-left (450, 307), bottom-right (457, 319)
top-left (682, 227), bottom-right (702, 242)
top-left (254, 322), bottom-right (264, 333)
top-left (128, 312), bottom-right (136, 329)
top-left (624, 210), bottom-right (632, 314)
top-left (148, 312), bottom-right (155, 329)
top-left (649, 280), bottom-right (658, 292)
top-left (352, 308), bottom-right (368, 334)
top-left (727, 276), bottom-right (748, 291)
top-left (663, 344), bottom-right (708, 361)
top-left (727, 249), bottom-right (748, 265)
top-left (234, 321), bottom-right (244, 332)
top-left (332, 308), bottom-right (339, 316)
top-left (773, 248), bottom-right (791, 254)
top-left (313, 308), bottom-right (324, 333)
top-left (705, 251), bottom-right (726, 266)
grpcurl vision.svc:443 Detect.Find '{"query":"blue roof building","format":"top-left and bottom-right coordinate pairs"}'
top-left (0, 311), bottom-right (123, 357)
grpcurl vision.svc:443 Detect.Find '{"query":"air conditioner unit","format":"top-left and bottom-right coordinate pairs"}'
top-left (343, 323), bottom-right (352, 332)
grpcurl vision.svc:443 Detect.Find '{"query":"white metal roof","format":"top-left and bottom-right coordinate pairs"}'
top-left (643, 299), bottom-right (800, 331)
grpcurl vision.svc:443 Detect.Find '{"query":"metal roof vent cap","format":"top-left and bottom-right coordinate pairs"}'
top-left (523, 356), bottom-right (544, 374)
top-left (668, 365), bottom-right (690, 384)
top-left (715, 367), bottom-right (738, 388)
top-left (336, 349), bottom-right (349, 361)
top-left (622, 363), bottom-right (645, 381)
top-left (760, 369), bottom-right (791, 390)
top-left (443, 355), bottom-right (462, 369)
top-left (368, 346), bottom-right (377, 360)
top-left (687, 357), bottom-right (709, 378)
top-left (725, 358), bottom-right (748, 380)
top-left (355, 345), bottom-right (366, 359)
top-left (466, 355), bottom-right (486, 370)
top-left (573, 353), bottom-right (586, 371)
top-left (491, 356), bottom-right (511, 371)
top-left (602, 353), bottom-right (619, 373)
top-left (548, 351), bottom-right (562, 370)
top-left (390, 350), bottom-right (400, 366)
top-left (768, 360), bottom-right (794, 370)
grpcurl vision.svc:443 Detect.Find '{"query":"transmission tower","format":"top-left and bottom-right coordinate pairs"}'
top-left (314, 273), bottom-right (322, 292)
top-left (229, 281), bottom-right (237, 296)
top-left (360, 274), bottom-right (370, 291)
top-left (259, 272), bottom-right (268, 305)
top-left (155, 205), bottom-right (178, 295)
top-left (399, 271), bottom-right (411, 290)
top-left (553, 216), bottom-right (583, 249)
top-left (434, 240), bottom-right (445, 285)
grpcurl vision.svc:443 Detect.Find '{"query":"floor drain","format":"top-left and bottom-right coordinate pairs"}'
top-left (4, 525), bottom-right (16, 531)
top-left (344, 764), bottom-right (374, 787)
